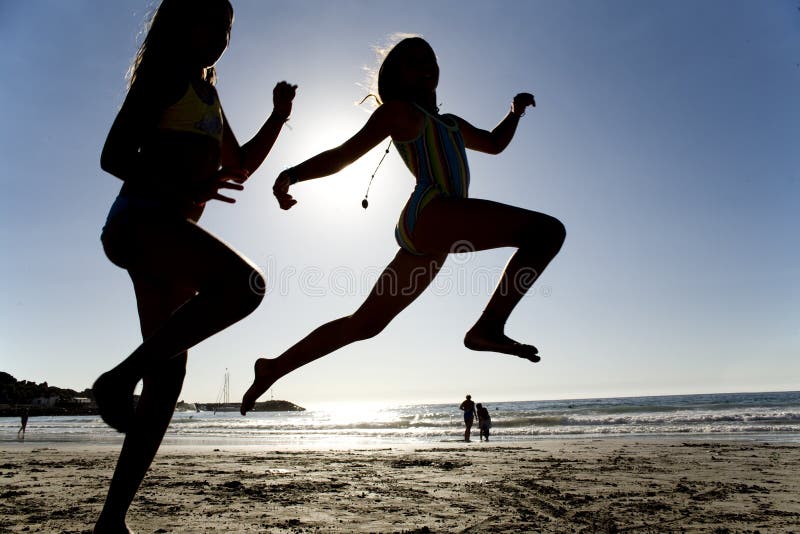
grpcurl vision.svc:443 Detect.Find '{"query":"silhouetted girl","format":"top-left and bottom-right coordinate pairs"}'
top-left (242, 36), bottom-right (563, 414)
top-left (94, 0), bottom-right (295, 530)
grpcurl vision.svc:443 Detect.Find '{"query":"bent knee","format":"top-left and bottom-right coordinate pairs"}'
top-left (223, 264), bottom-right (265, 314)
top-left (549, 217), bottom-right (567, 247)
top-left (243, 267), bottom-right (266, 307)
top-left (521, 214), bottom-right (566, 251)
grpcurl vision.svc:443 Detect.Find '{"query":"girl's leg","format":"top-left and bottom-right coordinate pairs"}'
top-left (95, 274), bottom-right (194, 533)
top-left (241, 249), bottom-right (447, 414)
top-left (93, 218), bottom-right (264, 432)
top-left (412, 197), bottom-right (566, 361)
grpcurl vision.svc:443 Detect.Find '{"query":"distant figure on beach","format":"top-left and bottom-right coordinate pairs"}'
top-left (476, 403), bottom-right (491, 441)
top-left (460, 395), bottom-right (476, 442)
top-left (18, 409), bottom-right (28, 439)
top-left (93, 0), bottom-right (295, 531)
top-left (241, 36), bottom-right (565, 414)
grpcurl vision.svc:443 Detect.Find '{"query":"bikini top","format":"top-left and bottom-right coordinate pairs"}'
top-left (394, 103), bottom-right (470, 197)
top-left (156, 82), bottom-right (223, 143)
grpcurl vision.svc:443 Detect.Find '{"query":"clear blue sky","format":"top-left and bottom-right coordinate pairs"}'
top-left (1, 1), bottom-right (798, 406)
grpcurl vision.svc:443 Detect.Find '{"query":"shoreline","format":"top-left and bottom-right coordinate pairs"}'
top-left (2, 437), bottom-right (799, 532)
top-left (3, 429), bottom-right (800, 452)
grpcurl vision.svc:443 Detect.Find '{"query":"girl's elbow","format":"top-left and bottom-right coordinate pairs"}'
top-left (100, 152), bottom-right (114, 175)
top-left (483, 134), bottom-right (506, 155)
top-left (487, 141), bottom-right (505, 155)
top-left (100, 150), bottom-right (127, 180)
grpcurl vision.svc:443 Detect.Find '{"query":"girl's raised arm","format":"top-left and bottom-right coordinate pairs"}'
top-left (272, 102), bottom-right (400, 210)
top-left (454, 93), bottom-right (535, 155)
top-left (219, 81), bottom-right (297, 179)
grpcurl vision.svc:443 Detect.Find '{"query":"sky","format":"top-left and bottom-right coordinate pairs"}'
top-left (1, 0), bottom-right (798, 408)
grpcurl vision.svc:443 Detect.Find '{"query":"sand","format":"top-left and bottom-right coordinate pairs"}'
top-left (1, 439), bottom-right (799, 533)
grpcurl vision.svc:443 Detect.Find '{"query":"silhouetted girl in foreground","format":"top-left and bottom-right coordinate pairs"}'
top-left (242, 36), bottom-right (564, 414)
top-left (94, 0), bottom-right (295, 530)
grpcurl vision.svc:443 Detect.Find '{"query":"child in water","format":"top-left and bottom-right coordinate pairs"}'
top-left (476, 403), bottom-right (492, 441)
top-left (94, 0), bottom-right (295, 530)
top-left (242, 36), bottom-right (564, 414)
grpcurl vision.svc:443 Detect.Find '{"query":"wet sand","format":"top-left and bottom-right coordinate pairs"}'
top-left (1, 439), bottom-right (799, 532)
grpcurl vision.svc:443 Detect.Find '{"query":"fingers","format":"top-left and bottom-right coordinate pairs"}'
top-left (273, 81), bottom-right (297, 121)
top-left (272, 172), bottom-right (296, 209)
top-left (273, 173), bottom-right (290, 194)
top-left (511, 92), bottom-right (536, 117)
top-left (216, 180), bottom-right (245, 191)
top-left (274, 192), bottom-right (296, 210)
top-left (273, 81), bottom-right (298, 102)
top-left (212, 192), bottom-right (238, 203)
top-left (219, 166), bottom-right (250, 184)
top-left (193, 176), bottom-right (244, 204)
top-left (514, 92), bottom-right (535, 108)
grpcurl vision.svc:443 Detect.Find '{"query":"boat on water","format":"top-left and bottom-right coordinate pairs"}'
top-left (194, 400), bottom-right (305, 412)
top-left (195, 370), bottom-right (305, 413)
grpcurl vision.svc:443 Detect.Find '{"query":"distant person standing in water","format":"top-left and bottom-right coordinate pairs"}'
top-left (242, 36), bottom-right (565, 414)
top-left (476, 403), bottom-right (491, 441)
top-left (460, 395), bottom-right (476, 442)
top-left (93, 0), bottom-right (296, 531)
top-left (18, 409), bottom-right (29, 439)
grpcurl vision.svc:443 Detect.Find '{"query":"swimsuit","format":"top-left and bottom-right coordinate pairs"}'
top-left (156, 82), bottom-right (224, 142)
top-left (101, 194), bottom-right (194, 269)
top-left (101, 81), bottom-right (222, 268)
top-left (393, 104), bottom-right (470, 254)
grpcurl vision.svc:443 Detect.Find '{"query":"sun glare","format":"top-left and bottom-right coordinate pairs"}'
top-left (303, 400), bottom-right (398, 426)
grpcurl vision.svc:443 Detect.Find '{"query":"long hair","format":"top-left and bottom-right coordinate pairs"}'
top-left (361, 33), bottom-right (432, 107)
top-left (127, 0), bottom-right (233, 89)
top-left (377, 36), bottom-right (435, 104)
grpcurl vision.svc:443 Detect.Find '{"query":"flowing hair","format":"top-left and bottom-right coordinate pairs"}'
top-left (127, 0), bottom-right (233, 89)
top-left (361, 33), bottom-right (432, 107)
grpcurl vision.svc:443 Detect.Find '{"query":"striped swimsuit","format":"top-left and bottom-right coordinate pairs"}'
top-left (394, 104), bottom-right (470, 254)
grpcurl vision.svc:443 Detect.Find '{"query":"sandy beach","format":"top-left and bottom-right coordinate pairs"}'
top-left (1, 439), bottom-right (799, 533)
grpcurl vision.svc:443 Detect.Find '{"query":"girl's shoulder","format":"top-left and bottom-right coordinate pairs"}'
top-left (190, 78), bottom-right (219, 105)
top-left (375, 101), bottom-right (425, 142)
top-left (126, 74), bottom-right (191, 112)
top-left (375, 99), bottom-right (419, 117)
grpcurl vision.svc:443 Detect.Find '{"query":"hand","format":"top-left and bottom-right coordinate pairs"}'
top-left (273, 81), bottom-right (298, 120)
top-left (512, 92), bottom-right (536, 116)
top-left (273, 170), bottom-right (297, 210)
top-left (191, 170), bottom-right (245, 204)
top-left (219, 166), bottom-right (250, 184)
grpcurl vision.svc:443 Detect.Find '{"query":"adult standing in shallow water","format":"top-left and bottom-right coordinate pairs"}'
top-left (242, 36), bottom-right (565, 415)
top-left (93, 0), bottom-right (296, 530)
top-left (460, 395), bottom-right (476, 442)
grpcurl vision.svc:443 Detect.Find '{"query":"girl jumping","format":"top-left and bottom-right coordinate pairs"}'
top-left (94, 0), bottom-right (295, 530)
top-left (242, 36), bottom-right (564, 414)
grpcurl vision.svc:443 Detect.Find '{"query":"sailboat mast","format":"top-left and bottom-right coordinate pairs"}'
top-left (224, 369), bottom-right (230, 405)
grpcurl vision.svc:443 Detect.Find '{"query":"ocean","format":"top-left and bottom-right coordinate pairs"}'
top-left (2, 391), bottom-right (799, 448)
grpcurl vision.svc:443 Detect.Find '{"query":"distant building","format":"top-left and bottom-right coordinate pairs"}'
top-left (71, 397), bottom-right (92, 405)
top-left (31, 396), bottom-right (60, 407)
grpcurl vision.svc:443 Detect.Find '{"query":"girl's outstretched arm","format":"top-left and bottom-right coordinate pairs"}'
top-left (272, 102), bottom-right (401, 210)
top-left (455, 93), bottom-right (536, 155)
top-left (220, 81), bottom-right (297, 178)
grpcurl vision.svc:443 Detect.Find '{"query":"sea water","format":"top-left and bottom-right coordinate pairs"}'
top-left (2, 391), bottom-right (799, 447)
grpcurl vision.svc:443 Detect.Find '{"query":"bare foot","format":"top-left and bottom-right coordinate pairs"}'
top-left (464, 323), bottom-right (540, 363)
top-left (92, 371), bottom-right (136, 433)
top-left (240, 358), bottom-right (280, 416)
top-left (94, 517), bottom-right (133, 533)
